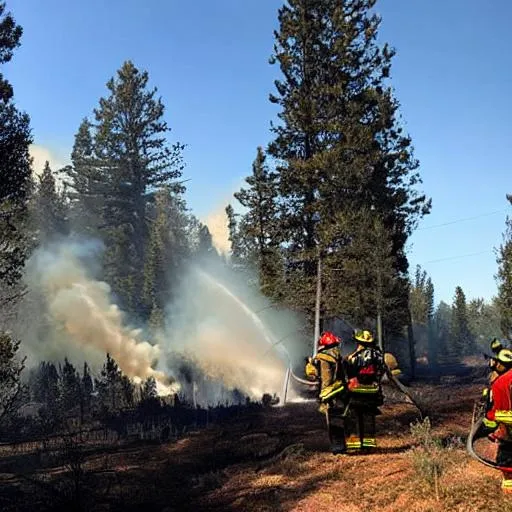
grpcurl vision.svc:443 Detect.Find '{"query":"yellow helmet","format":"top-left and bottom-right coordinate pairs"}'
top-left (496, 349), bottom-right (512, 367)
top-left (490, 337), bottom-right (504, 354)
top-left (354, 329), bottom-right (374, 344)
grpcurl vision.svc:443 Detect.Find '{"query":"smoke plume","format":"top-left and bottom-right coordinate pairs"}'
top-left (18, 236), bottom-right (306, 405)
top-left (23, 239), bottom-right (177, 396)
top-left (161, 259), bottom-right (305, 405)
top-left (202, 205), bottom-right (231, 257)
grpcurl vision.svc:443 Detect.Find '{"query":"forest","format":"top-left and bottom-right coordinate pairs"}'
top-left (1, 1), bottom-right (511, 511)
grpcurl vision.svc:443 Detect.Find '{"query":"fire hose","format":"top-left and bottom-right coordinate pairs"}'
top-left (287, 366), bottom-right (425, 417)
top-left (466, 404), bottom-right (512, 471)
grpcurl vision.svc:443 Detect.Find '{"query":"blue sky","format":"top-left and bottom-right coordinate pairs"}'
top-left (4, 0), bottom-right (511, 305)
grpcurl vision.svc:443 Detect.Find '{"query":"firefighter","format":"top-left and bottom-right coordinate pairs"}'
top-left (344, 329), bottom-right (387, 452)
top-left (484, 348), bottom-right (512, 493)
top-left (304, 331), bottom-right (348, 454)
top-left (482, 338), bottom-right (509, 411)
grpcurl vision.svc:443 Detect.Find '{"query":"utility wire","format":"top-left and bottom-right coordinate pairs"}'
top-left (420, 250), bottom-right (494, 265)
top-left (417, 210), bottom-right (506, 231)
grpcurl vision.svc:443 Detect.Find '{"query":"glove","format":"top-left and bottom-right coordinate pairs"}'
top-left (304, 358), bottom-right (318, 381)
top-left (488, 424), bottom-right (509, 443)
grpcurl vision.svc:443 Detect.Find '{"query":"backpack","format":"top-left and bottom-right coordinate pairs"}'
top-left (346, 346), bottom-right (386, 398)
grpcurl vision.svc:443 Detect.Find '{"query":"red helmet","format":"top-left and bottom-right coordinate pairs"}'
top-left (319, 331), bottom-right (340, 347)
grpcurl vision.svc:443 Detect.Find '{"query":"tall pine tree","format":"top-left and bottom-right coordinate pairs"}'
top-left (0, 2), bottom-right (32, 286)
top-left (264, 0), bottom-right (430, 328)
top-left (233, 147), bottom-right (282, 299)
top-left (496, 195), bottom-right (512, 339)
top-left (32, 161), bottom-right (68, 244)
top-left (63, 119), bottom-right (103, 237)
top-left (143, 186), bottom-right (189, 328)
top-left (65, 61), bottom-right (186, 317)
top-left (450, 286), bottom-right (474, 359)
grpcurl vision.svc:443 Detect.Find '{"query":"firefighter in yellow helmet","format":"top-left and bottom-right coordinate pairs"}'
top-left (344, 329), bottom-right (387, 452)
top-left (481, 338), bottom-right (510, 414)
top-left (304, 331), bottom-right (349, 454)
top-left (483, 348), bottom-right (512, 493)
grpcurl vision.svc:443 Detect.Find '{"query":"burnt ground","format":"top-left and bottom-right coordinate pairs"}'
top-left (1, 381), bottom-right (512, 512)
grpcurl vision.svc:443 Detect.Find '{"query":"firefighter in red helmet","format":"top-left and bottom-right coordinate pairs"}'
top-left (305, 331), bottom-right (348, 454)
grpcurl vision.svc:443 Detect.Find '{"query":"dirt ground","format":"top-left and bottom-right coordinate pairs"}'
top-left (2, 381), bottom-right (512, 512)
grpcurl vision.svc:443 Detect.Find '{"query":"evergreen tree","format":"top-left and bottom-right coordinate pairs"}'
top-left (121, 375), bottom-right (134, 408)
top-left (34, 361), bottom-right (61, 409)
top-left (496, 195), bottom-right (512, 339)
top-left (195, 223), bottom-right (216, 259)
top-left (434, 300), bottom-right (451, 361)
top-left (468, 297), bottom-right (501, 349)
top-left (62, 119), bottom-right (103, 236)
top-left (32, 361), bottom-right (62, 428)
top-left (95, 353), bottom-right (132, 414)
top-left (95, 61), bottom-right (185, 315)
top-left (65, 61), bottom-right (186, 316)
top-left (0, 331), bottom-right (25, 425)
top-left (141, 376), bottom-right (158, 401)
top-left (225, 204), bottom-right (245, 268)
top-left (233, 147), bottom-right (282, 298)
top-left (82, 362), bottom-right (93, 396)
top-left (410, 265), bottom-right (432, 325)
top-left (450, 286), bottom-right (474, 359)
top-left (266, 0), bottom-right (430, 326)
top-left (81, 361), bottom-right (94, 419)
top-left (143, 186), bottom-right (189, 321)
top-left (61, 358), bottom-right (80, 412)
top-left (32, 161), bottom-right (68, 244)
top-left (0, 3), bottom-right (32, 285)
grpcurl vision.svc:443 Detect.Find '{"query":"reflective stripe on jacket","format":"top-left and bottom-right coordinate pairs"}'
top-left (486, 368), bottom-right (512, 430)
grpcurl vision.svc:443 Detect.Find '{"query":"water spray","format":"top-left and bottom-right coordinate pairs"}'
top-left (192, 267), bottom-right (294, 404)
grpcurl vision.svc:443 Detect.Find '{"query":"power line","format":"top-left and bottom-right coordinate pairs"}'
top-left (420, 250), bottom-right (494, 265)
top-left (417, 210), bottom-right (506, 231)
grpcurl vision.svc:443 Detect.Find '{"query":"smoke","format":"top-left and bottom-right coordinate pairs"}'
top-left (202, 205), bottom-right (231, 257)
top-left (22, 239), bottom-right (177, 396)
top-left (160, 258), bottom-right (307, 405)
top-left (17, 235), bottom-right (307, 406)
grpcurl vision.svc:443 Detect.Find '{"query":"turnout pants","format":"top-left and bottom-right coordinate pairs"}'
top-left (344, 394), bottom-right (382, 451)
top-left (497, 441), bottom-right (512, 493)
top-left (326, 403), bottom-right (348, 454)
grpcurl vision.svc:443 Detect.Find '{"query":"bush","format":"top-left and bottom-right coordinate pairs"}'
top-left (409, 417), bottom-right (455, 500)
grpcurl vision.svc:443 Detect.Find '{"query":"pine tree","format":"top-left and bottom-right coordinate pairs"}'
top-left (143, 186), bottom-right (189, 320)
top-left (62, 119), bottom-right (103, 236)
top-left (94, 61), bottom-right (185, 315)
top-left (450, 286), bottom-right (474, 359)
top-left (32, 161), bottom-right (68, 244)
top-left (468, 297), bottom-right (501, 349)
top-left (82, 362), bottom-right (93, 396)
top-left (195, 223), bottom-right (216, 259)
top-left (0, 331), bottom-right (25, 425)
top-left (434, 300), bottom-right (451, 363)
top-left (266, 0), bottom-right (430, 325)
top-left (225, 204), bottom-right (245, 268)
top-left (0, 3), bottom-right (32, 285)
top-left (81, 361), bottom-right (94, 420)
top-left (65, 61), bottom-right (186, 316)
top-left (34, 361), bottom-right (61, 409)
top-left (141, 376), bottom-right (157, 401)
top-left (496, 195), bottom-right (512, 338)
top-left (95, 353), bottom-right (133, 414)
top-left (61, 358), bottom-right (80, 413)
top-left (410, 265), bottom-right (431, 325)
top-left (233, 147), bottom-right (282, 298)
